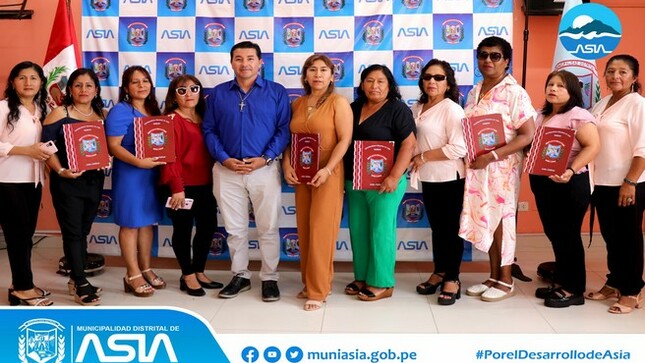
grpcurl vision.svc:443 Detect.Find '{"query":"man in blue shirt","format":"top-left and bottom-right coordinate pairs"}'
top-left (203, 41), bottom-right (291, 302)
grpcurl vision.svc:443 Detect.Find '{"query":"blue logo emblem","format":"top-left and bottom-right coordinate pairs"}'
top-left (442, 19), bottom-right (464, 44)
top-left (127, 22), bottom-right (148, 46)
top-left (19, 319), bottom-right (66, 363)
top-left (543, 143), bottom-right (563, 160)
top-left (92, 0), bottom-right (110, 11)
top-left (402, 0), bottom-right (421, 9)
top-left (209, 231), bottom-right (228, 256)
top-left (330, 57), bottom-right (345, 82)
top-left (244, 0), bottom-right (264, 11)
top-left (282, 233), bottom-right (300, 258)
top-left (558, 3), bottom-right (622, 60)
top-left (97, 194), bottom-right (112, 218)
top-left (401, 55), bottom-right (423, 80)
top-left (166, 0), bottom-right (186, 11)
top-left (204, 22), bottom-right (226, 47)
top-left (242, 346), bottom-right (259, 362)
top-left (362, 20), bottom-right (384, 45)
top-left (165, 57), bottom-right (187, 80)
top-left (91, 57), bottom-right (111, 81)
top-left (285, 346), bottom-right (304, 362)
top-left (264, 346), bottom-right (282, 363)
top-left (283, 22), bottom-right (305, 47)
top-left (323, 0), bottom-right (344, 11)
top-left (368, 158), bottom-right (385, 174)
top-left (81, 138), bottom-right (98, 154)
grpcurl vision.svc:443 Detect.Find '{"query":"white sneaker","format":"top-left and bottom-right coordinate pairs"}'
top-left (481, 280), bottom-right (515, 302)
top-left (466, 278), bottom-right (497, 296)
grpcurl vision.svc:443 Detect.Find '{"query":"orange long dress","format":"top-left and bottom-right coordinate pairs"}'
top-left (290, 93), bottom-right (345, 301)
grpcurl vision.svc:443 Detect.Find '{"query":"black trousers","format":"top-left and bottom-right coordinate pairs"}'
top-left (0, 182), bottom-right (42, 290)
top-left (529, 172), bottom-right (590, 294)
top-left (166, 185), bottom-right (218, 276)
top-left (421, 178), bottom-right (465, 282)
top-left (49, 171), bottom-right (104, 285)
top-left (593, 184), bottom-right (645, 296)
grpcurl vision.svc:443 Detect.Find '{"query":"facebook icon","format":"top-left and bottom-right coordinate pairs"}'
top-left (242, 346), bottom-right (259, 363)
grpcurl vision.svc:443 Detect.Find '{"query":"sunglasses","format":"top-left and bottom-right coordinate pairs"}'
top-left (175, 85), bottom-right (201, 96)
top-left (477, 51), bottom-right (504, 62)
top-left (422, 74), bottom-right (446, 82)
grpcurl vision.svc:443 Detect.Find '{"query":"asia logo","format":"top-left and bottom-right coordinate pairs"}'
top-left (481, 0), bottom-right (503, 8)
top-left (91, 57), bottom-right (111, 81)
top-left (243, 0), bottom-right (265, 11)
top-left (441, 19), bottom-right (464, 44)
top-left (210, 231), bottom-right (228, 256)
top-left (323, 0), bottom-right (344, 11)
top-left (18, 319), bottom-right (66, 363)
top-left (401, 198), bottom-right (424, 223)
top-left (558, 3), bottom-right (622, 60)
top-left (166, 0), bottom-right (187, 11)
top-left (283, 22), bottom-right (305, 47)
top-left (362, 20), bottom-right (384, 46)
top-left (91, 0), bottom-right (110, 11)
top-left (164, 58), bottom-right (187, 80)
top-left (282, 233), bottom-right (300, 258)
top-left (127, 22), bottom-right (149, 47)
top-left (401, 55), bottom-right (423, 81)
top-left (402, 0), bottom-right (421, 9)
top-left (204, 23), bottom-right (226, 47)
top-left (330, 57), bottom-right (345, 82)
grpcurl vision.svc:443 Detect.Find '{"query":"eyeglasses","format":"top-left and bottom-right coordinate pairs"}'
top-left (175, 85), bottom-right (201, 96)
top-left (422, 74), bottom-right (446, 82)
top-left (477, 51), bottom-right (504, 62)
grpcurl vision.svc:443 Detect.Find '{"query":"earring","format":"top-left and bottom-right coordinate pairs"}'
top-left (124, 93), bottom-right (130, 101)
top-left (631, 83), bottom-right (635, 93)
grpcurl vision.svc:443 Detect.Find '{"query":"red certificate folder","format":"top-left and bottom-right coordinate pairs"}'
top-left (524, 126), bottom-right (575, 176)
top-left (462, 113), bottom-right (506, 162)
top-left (63, 121), bottom-right (110, 172)
top-left (353, 140), bottom-right (395, 190)
top-left (133, 116), bottom-right (176, 163)
top-left (291, 133), bottom-right (320, 182)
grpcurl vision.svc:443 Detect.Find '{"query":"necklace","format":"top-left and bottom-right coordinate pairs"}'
top-left (73, 104), bottom-right (93, 117)
top-left (237, 86), bottom-right (255, 112)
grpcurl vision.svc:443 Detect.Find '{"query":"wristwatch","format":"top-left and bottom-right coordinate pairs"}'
top-left (262, 154), bottom-right (273, 166)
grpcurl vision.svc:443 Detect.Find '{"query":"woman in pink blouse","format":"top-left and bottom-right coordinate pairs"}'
top-left (0, 61), bottom-right (53, 306)
top-left (160, 75), bottom-right (223, 296)
top-left (528, 70), bottom-right (599, 308)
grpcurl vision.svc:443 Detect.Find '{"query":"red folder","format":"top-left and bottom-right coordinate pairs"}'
top-left (291, 133), bottom-right (320, 182)
top-left (63, 121), bottom-right (110, 172)
top-left (462, 113), bottom-right (506, 162)
top-left (524, 126), bottom-right (575, 176)
top-left (133, 116), bottom-right (176, 163)
top-left (352, 140), bottom-right (395, 190)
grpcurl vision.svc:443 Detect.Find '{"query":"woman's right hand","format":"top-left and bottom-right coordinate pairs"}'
top-left (137, 157), bottom-right (166, 169)
top-left (168, 191), bottom-right (186, 210)
top-left (29, 142), bottom-right (53, 161)
top-left (410, 153), bottom-right (425, 173)
top-left (282, 161), bottom-right (300, 185)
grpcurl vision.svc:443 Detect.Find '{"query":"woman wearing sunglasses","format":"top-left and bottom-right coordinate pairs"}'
top-left (160, 75), bottom-right (223, 296)
top-left (460, 36), bottom-right (536, 302)
top-left (410, 59), bottom-right (467, 305)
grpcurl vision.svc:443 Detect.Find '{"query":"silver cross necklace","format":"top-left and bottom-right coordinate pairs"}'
top-left (237, 86), bottom-right (256, 112)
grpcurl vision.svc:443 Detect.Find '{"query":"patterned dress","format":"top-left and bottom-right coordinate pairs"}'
top-left (458, 74), bottom-right (536, 265)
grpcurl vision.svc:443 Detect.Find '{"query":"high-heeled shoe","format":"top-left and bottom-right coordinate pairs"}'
top-left (68, 280), bottom-right (102, 296)
top-left (586, 284), bottom-right (620, 301)
top-left (358, 287), bottom-right (394, 301)
top-left (8, 287), bottom-right (51, 297)
top-left (609, 293), bottom-right (643, 314)
top-left (123, 274), bottom-right (154, 297)
top-left (437, 281), bottom-right (461, 305)
top-left (416, 273), bottom-right (444, 295)
top-left (74, 283), bottom-right (101, 306)
top-left (180, 277), bottom-right (206, 297)
top-left (142, 269), bottom-right (166, 289)
top-left (8, 291), bottom-right (53, 306)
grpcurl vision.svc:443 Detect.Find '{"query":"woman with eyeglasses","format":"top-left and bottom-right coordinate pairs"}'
top-left (459, 36), bottom-right (536, 302)
top-left (106, 66), bottom-right (165, 298)
top-left (41, 68), bottom-right (108, 306)
top-left (160, 75), bottom-right (223, 296)
top-left (528, 70), bottom-right (599, 308)
top-left (0, 61), bottom-right (53, 306)
top-left (409, 59), bottom-right (467, 305)
top-left (588, 54), bottom-right (645, 314)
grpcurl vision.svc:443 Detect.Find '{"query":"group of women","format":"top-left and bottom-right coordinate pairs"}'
top-left (1, 36), bottom-right (643, 314)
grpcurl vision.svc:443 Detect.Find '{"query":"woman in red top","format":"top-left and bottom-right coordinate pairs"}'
top-left (160, 75), bottom-right (223, 296)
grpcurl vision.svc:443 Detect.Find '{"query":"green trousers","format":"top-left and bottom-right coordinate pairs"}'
top-left (345, 177), bottom-right (407, 288)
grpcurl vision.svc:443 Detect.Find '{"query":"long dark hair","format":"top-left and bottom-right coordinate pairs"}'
top-left (118, 66), bottom-right (160, 116)
top-left (605, 54), bottom-right (641, 94)
top-left (417, 59), bottom-right (460, 104)
top-left (163, 74), bottom-right (206, 117)
top-left (356, 64), bottom-right (401, 102)
top-left (4, 61), bottom-right (48, 130)
top-left (541, 70), bottom-right (583, 116)
top-left (64, 68), bottom-right (105, 117)
top-left (300, 54), bottom-right (335, 107)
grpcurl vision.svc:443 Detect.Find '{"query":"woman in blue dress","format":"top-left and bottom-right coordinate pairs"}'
top-left (106, 66), bottom-right (165, 297)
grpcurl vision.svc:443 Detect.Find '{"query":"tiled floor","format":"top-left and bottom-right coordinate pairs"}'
top-left (2, 234), bottom-right (645, 334)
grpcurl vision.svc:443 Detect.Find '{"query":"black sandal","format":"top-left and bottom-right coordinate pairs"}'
top-left (416, 273), bottom-right (444, 295)
top-left (437, 281), bottom-right (461, 306)
top-left (74, 283), bottom-right (101, 306)
top-left (344, 281), bottom-right (365, 296)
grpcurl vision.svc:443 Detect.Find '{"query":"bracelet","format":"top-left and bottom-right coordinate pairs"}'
top-left (624, 177), bottom-right (638, 187)
top-left (567, 167), bottom-right (576, 175)
top-left (490, 150), bottom-right (499, 161)
top-left (57, 167), bottom-right (66, 175)
top-left (324, 167), bottom-right (332, 176)
top-left (420, 152), bottom-right (425, 162)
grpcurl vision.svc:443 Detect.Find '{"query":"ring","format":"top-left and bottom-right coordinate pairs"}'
top-left (627, 198), bottom-right (633, 202)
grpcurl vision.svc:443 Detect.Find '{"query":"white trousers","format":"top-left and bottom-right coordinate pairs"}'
top-left (212, 162), bottom-right (281, 281)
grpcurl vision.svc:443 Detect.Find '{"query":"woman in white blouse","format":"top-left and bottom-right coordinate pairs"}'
top-left (589, 54), bottom-right (645, 314)
top-left (410, 59), bottom-right (467, 305)
top-left (0, 61), bottom-right (53, 306)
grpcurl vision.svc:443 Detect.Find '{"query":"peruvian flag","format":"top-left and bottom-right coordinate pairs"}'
top-left (552, 0), bottom-right (601, 110)
top-left (43, 0), bottom-right (81, 109)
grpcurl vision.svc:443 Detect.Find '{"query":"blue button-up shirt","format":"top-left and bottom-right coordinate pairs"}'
top-left (202, 76), bottom-right (291, 163)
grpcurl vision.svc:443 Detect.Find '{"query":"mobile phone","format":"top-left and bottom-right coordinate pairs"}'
top-left (165, 197), bottom-right (194, 210)
top-left (40, 140), bottom-right (58, 154)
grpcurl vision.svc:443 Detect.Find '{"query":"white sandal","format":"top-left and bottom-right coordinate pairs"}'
top-left (481, 280), bottom-right (515, 302)
top-left (466, 278), bottom-right (497, 296)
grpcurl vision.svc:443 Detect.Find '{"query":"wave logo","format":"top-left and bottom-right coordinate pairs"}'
top-left (558, 3), bottom-right (621, 60)
top-left (18, 319), bottom-right (66, 363)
